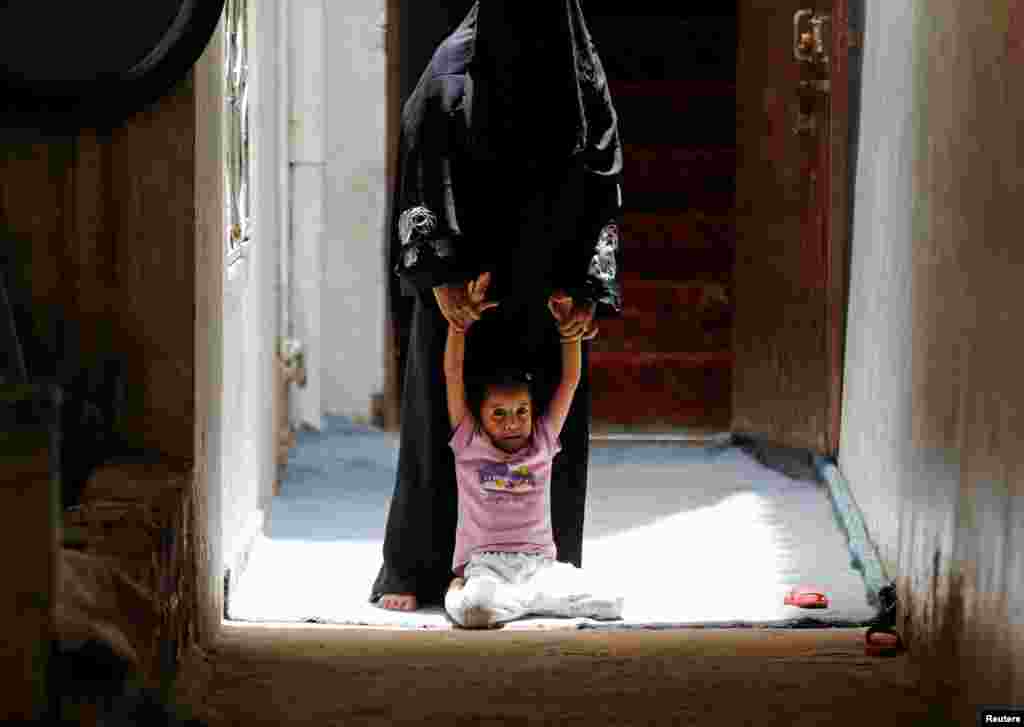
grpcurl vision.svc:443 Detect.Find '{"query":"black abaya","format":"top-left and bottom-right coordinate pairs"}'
top-left (371, 1), bottom-right (622, 606)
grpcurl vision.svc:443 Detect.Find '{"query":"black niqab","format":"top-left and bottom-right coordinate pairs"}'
top-left (454, 1), bottom-right (620, 172)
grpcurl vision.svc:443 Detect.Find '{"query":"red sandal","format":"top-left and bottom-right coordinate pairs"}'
top-left (783, 586), bottom-right (829, 609)
top-left (864, 626), bottom-right (905, 657)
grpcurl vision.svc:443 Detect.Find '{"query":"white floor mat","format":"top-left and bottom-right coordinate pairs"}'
top-left (226, 419), bottom-right (878, 630)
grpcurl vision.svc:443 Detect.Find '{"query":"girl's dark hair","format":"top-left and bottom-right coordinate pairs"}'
top-left (466, 367), bottom-right (537, 420)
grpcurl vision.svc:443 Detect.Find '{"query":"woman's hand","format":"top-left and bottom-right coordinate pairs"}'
top-left (434, 272), bottom-right (498, 332)
top-left (548, 291), bottom-right (598, 341)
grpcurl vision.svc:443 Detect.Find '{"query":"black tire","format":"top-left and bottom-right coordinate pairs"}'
top-left (0, 0), bottom-right (227, 131)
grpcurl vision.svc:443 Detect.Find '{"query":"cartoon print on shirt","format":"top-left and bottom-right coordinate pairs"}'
top-left (479, 461), bottom-right (535, 496)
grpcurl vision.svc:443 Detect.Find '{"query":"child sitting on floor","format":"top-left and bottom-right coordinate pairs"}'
top-left (443, 272), bottom-right (624, 629)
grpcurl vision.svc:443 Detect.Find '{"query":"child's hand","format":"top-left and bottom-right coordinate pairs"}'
top-left (548, 290), bottom-right (575, 327)
top-left (549, 291), bottom-right (599, 342)
top-left (463, 271), bottom-right (499, 330)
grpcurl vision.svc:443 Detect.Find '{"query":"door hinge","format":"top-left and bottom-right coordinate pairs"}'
top-left (799, 79), bottom-right (831, 94)
top-left (793, 111), bottom-right (818, 136)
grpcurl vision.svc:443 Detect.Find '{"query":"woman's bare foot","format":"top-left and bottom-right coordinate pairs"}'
top-left (377, 593), bottom-right (418, 611)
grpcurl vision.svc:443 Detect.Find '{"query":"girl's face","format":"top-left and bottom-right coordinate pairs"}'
top-left (480, 384), bottom-right (533, 453)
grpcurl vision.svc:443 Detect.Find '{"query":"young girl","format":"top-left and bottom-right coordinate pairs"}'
top-left (442, 272), bottom-right (624, 629)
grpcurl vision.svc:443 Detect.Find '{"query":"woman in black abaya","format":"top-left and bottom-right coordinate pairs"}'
top-left (372, 0), bottom-right (624, 611)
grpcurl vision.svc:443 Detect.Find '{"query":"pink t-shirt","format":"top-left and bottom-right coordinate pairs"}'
top-left (449, 413), bottom-right (562, 576)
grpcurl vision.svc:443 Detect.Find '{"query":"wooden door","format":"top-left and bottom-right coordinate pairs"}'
top-left (732, 0), bottom-right (852, 455)
top-left (586, 8), bottom-right (738, 435)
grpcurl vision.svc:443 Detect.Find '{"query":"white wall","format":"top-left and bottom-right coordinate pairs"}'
top-left (322, 0), bottom-right (388, 421)
top-left (221, 0), bottom-right (281, 588)
top-left (218, 0), bottom-right (389, 581)
top-left (837, 0), bottom-right (917, 577)
top-left (839, 0), bottom-right (1024, 715)
top-left (218, 0), bottom-right (388, 583)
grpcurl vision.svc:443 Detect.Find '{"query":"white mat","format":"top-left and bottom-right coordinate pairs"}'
top-left (226, 418), bottom-right (878, 630)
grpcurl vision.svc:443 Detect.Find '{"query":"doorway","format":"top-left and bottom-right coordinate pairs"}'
top-left (385, 1), bottom-right (849, 451)
top-left (225, 0), bottom-right (871, 631)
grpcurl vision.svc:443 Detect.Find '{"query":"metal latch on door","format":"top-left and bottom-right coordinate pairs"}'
top-left (793, 9), bottom-right (831, 66)
top-left (793, 9), bottom-right (831, 135)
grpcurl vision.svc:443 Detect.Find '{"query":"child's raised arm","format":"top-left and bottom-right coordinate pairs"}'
top-left (546, 292), bottom-right (587, 440)
top-left (444, 271), bottom-right (498, 432)
top-left (444, 323), bottom-right (470, 431)
top-left (546, 336), bottom-right (581, 440)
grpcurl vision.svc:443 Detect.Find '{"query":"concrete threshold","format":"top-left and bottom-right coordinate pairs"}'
top-left (174, 623), bottom-right (935, 727)
top-left (215, 620), bottom-right (870, 657)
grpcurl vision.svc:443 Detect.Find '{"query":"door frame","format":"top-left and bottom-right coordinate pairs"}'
top-left (826, 0), bottom-right (855, 456)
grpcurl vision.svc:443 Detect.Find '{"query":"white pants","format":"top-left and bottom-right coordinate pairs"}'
top-left (445, 551), bottom-right (624, 627)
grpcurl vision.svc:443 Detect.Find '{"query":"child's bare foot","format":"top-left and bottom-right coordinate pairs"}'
top-left (461, 605), bottom-right (500, 629)
top-left (448, 577), bottom-right (499, 629)
top-left (377, 593), bottom-right (417, 611)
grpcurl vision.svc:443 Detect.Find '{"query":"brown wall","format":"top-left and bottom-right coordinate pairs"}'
top-left (1, 28), bottom-right (224, 655)
top-left (839, 0), bottom-right (1023, 719)
top-left (0, 81), bottom-right (197, 460)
